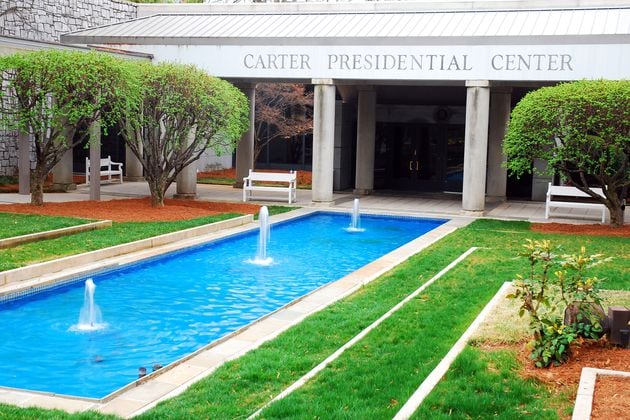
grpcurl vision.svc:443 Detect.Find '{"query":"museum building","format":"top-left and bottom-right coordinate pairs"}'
top-left (5, 0), bottom-right (630, 213)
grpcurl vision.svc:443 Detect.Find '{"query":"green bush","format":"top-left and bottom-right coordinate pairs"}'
top-left (508, 239), bottom-right (609, 367)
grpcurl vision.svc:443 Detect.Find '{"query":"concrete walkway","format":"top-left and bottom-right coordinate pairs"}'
top-left (1, 181), bottom-right (627, 224)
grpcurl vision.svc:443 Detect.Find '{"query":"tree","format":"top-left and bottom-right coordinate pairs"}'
top-left (121, 62), bottom-right (249, 207)
top-left (0, 50), bottom-right (137, 205)
top-left (504, 80), bottom-right (630, 226)
top-left (254, 83), bottom-right (313, 163)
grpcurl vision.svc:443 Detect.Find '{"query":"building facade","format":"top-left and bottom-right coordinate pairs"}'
top-left (6, 0), bottom-right (630, 212)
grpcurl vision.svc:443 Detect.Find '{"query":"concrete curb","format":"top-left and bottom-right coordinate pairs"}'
top-left (248, 246), bottom-right (479, 419)
top-left (572, 367), bottom-right (630, 420)
top-left (393, 281), bottom-right (513, 420)
top-left (0, 220), bottom-right (112, 249)
top-left (0, 215), bottom-right (253, 288)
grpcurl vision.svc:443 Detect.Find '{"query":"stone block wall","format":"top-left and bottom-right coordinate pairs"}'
top-left (0, 0), bottom-right (137, 43)
top-left (0, 0), bottom-right (137, 176)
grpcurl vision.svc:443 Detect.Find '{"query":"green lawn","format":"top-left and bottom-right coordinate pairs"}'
top-left (141, 221), bottom-right (627, 419)
top-left (0, 212), bottom-right (93, 240)
top-left (0, 206), bottom-right (296, 272)
top-left (0, 214), bottom-right (240, 272)
top-left (413, 346), bottom-right (563, 419)
top-left (0, 219), bottom-right (627, 419)
top-left (197, 176), bottom-right (234, 185)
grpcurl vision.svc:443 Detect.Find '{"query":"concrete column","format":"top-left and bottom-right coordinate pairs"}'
top-left (234, 83), bottom-right (256, 188)
top-left (175, 127), bottom-right (197, 199)
top-left (354, 87), bottom-right (376, 195)
top-left (125, 143), bottom-right (143, 181)
top-left (52, 147), bottom-right (76, 192)
top-left (462, 80), bottom-right (491, 215)
top-left (486, 88), bottom-right (512, 202)
top-left (532, 158), bottom-right (552, 201)
top-left (18, 131), bottom-right (30, 195)
top-left (89, 120), bottom-right (101, 201)
top-left (312, 79), bottom-right (336, 204)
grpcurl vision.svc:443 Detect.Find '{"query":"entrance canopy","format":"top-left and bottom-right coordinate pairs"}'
top-left (61, 6), bottom-right (630, 83)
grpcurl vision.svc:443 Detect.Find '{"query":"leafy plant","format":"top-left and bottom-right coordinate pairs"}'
top-left (120, 62), bottom-right (249, 207)
top-left (0, 50), bottom-right (138, 205)
top-left (504, 80), bottom-right (630, 227)
top-left (529, 318), bottom-right (576, 368)
top-left (508, 239), bottom-right (609, 367)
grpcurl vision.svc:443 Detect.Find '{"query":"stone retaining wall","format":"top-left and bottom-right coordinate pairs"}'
top-left (0, 0), bottom-right (137, 176)
top-left (0, 0), bottom-right (137, 43)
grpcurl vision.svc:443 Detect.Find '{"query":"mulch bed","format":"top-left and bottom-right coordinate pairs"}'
top-left (0, 198), bottom-right (262, 222)
top-left (532, 222), bottom-right (630, 237)
top-left (592, 376), bottom-right (630, 419)
top-left (518, 340), bottom-right (630, 419)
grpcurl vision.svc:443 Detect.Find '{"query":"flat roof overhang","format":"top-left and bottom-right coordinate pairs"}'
top-left (59, 7), bottom-right (630, 84)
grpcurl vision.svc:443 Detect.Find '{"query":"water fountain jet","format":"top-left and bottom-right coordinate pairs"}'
top-left (346, 198), bottom-right (365, 233)
top-left (250, 206), bottom-right (273, 265)
top-left (71, 278), bottom-right (106, 331)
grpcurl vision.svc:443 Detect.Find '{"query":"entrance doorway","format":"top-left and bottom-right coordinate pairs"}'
top-left (374, 122), bottom-right (465, 192)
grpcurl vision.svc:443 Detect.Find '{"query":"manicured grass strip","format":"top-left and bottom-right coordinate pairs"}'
top-left (0, 214), bottom-right (241, 272)
top-left (412, 346), bottom-right (560, 419)
top-left (0, 206), bottom-right (297, 272)
top-left (393, 282), bottom-right (512, 419)
top-left (256, 205), bottom-right (297, 219)
top-left (250, 247), bottom-right (479, 418)
top-left (139, 221), bottom-right (627, 419)
top-left (0, 405), bottom-right (117, 420)
top-left (197, 177), bottom-right (234, 185)
top-left (0, 212), bottom-right (93, 239)
top-left (258, 249), bottom-right (508, 418)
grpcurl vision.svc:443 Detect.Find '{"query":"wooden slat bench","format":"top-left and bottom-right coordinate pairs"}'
top-left (243, 170), bottom-right (297, 204)
top-left (86, 156), bottom-right (123, 185)
top-left (545, 182), bottom-right (607, 223)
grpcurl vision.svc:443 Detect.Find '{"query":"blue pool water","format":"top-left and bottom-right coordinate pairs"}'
top-left (0, 212), bottom-right (445, 398)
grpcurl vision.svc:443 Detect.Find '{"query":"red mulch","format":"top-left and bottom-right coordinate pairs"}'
top-left (516, 340), bottom-right (630, 419)
top-left (532, 222), bottom-right (630, 237)
top-left (0, 198), bottom-right (261, 222)
top-left (592, 376), bottom-right (630, 419)
top-left (198, 168), bottom-right (312, 186)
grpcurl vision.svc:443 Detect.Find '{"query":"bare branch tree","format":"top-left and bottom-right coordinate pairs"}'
top-left (254, 83), bottom-right (313, 164)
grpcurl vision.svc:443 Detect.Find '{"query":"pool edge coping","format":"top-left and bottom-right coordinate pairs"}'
top-left (0, 210), bottom-right (470, 417)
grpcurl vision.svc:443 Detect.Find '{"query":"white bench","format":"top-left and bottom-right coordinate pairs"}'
top-left (545, 182), bottom-right (607, 223)
top-left (86, 156), bottom-right (123, 185)
top-left (243, 170), bottom-right (297, 204)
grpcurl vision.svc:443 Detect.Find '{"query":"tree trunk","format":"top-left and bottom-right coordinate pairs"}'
top-left (147, 178), bottom-right (166, 208)
top-left (609, 205), bottom-right (625, 227)
top-left (30, 167), bottom-right (46, 206)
